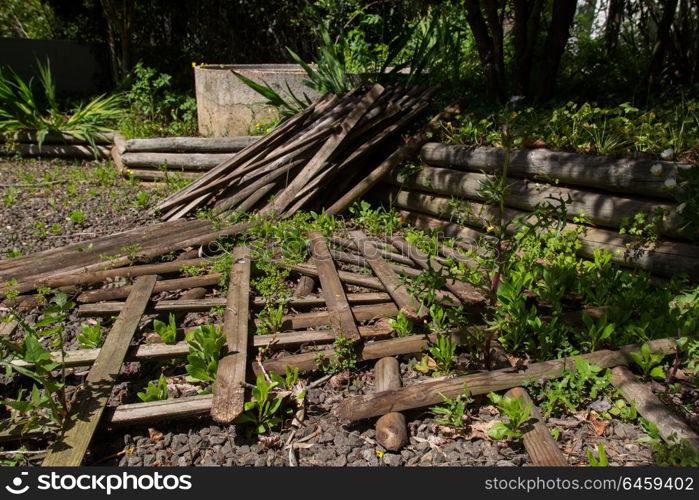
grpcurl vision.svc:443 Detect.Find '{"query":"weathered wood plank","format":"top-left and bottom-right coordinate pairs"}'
top-left (42, 275), bottom-right (157, 466)
top-left (333, 338), bottom-right (678, 421)
top-left (611, 366), bottom-right (699, 452)
top-left (504, 387), bottom-right (568, 466)
top-left (266, 84), bottom-right (384, 214)
top-left (76, 292), bottom-right (392, 317)
top-left (6, 143), bottom-right (110, 159)
top-left (211, 247), bottom-right (251, 423)
top-left (258, 330), bottom-right (456, 375)
top-left (13, 324), bottom-right (395, 370)
top-left (76, 273), bottom-right (222, 303)
top-left (349, 230), bottom-right (424, 321)
top-left (123, 136), bottom-right (258, 153)
top-left (307, 231), bottom-right (361, 342)
top-left (326, 102), bottom-right (462, 215)
top-left (122, 152), bottom-right (235, 170)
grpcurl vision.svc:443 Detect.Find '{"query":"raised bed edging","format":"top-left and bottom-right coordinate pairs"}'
top-left (420, 143), bottom-right (694, 200)
top-left (372, 142), bottom-right (699, 279)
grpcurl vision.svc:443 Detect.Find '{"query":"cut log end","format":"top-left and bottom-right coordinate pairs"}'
top-left (376, 412), bottom-right (409, 451)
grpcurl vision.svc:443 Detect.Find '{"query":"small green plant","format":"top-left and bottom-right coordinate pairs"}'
top-left (149, 313), bottom-right (178, 345)
top-left (388, 311), bottom-right (413, 337)
top-left (0, 58), bottom-right (123, 151)
top-left (639, 422), bottom-right (699, 466)
top-left (67, 210), bottom-right (86, 226)
top-left (629, 342), bottom-right (667, 380)
top-left (184, 324), bottom-right (226, 383)
top-left (580, 312), bottom-right (615, 352)
top-left (348, 200), bottom-right (401, 237)
top-left (235, 373), bottom-right (290, 434)
top-left (487, 392), bottom-right (532, 440)
top-left (76, 320), bottom-right (103, 349)
top-left (427, 333), bottom-right (456, 376)
top-left (431, 384), bottom-right (472, 428)
top-left (256, 304), bottom-right (285, 335)
top-left (527, 358), bottom-right (615, 417)
top-left (316, 336), bottom-right (358, 374)
top-left (133, 191), bottom-right (151, 210)
top-left (587, 443), bottom-right (609, 466)
top-left (137, 373), bottom-right (169, 402)
top-left (269, 366), bottom-right (303, 394)
top-left (0, 292), bottom-right (74, 432)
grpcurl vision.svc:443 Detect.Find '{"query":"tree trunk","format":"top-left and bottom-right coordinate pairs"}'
top-left (99, 0), bottom-right (134, 83)
top-left (647, 0), bottom-right (679, 89)
top-left (604, 0), bottom-right (625, 55)
top-left (534, 0), bottom-right (578, 103)
top-left (464, 0), bottom-right (506, 102)
top-left (512, 0), bottom-right (544, 98)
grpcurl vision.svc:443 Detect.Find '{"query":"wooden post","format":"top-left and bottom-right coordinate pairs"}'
top-left (42, 275), bottom-right (157, 466)
top-left (375, 357), bottom-right (409, 451)
top-left (504, 387), bottom-right (568, 466)
top-left (307, 231), bottom-right (361, 342)
top-left (211, 247), bottom-right (252, 423)
top-left (611, 366), bottom-right (699, 452)
top-left (349, 230), bottom-right (425, 321)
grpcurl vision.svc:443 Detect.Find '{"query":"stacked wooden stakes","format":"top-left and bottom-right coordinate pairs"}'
top-left (153, 83), bottom-right (439, 220)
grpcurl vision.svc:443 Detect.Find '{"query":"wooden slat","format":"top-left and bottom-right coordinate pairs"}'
top-left (76, 273), bottom-right (222, 303)
top-left (333, 338), bottom-right (678, 421)
top-left (349, 230), bottom-right (425, 321)
top-left (12, 324), bottom-right (395, 370)
top-left (611, 366), bottom-right (699, 452)
top-left (76, 292), bottom-right (392, 317)
top-left (504, 387), bottom-right (568, 466)
top-left (123, 136), bottom-right (258, 153)
top-left (307, 231), bottom-right (361, 342)
top-left (211, 247), bottom-right (251, 423)
top-left (42, 275), bottom-right (157, 466)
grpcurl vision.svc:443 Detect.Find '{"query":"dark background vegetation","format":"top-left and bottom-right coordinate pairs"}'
top-left (1, 0), bottom-right (698, 105)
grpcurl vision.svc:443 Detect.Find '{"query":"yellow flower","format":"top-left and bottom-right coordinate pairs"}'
top-left (375, 449), bottom-right (384, 459)
top-left (486, 226), bottom-right (495, 232)
top-left (191, 62), bottom-right (196, 68)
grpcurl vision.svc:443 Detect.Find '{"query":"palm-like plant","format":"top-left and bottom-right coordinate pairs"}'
top-left (0, 58), bottom-right (124, 154)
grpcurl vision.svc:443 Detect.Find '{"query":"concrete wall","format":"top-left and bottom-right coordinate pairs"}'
top-left (194, 64), bottom-right (321, 137)
top-left (0, 38), bottom-right (110, 96)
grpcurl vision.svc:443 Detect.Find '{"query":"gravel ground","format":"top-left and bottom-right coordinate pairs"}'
top-left (0, 157), bottom-right (162, 259)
